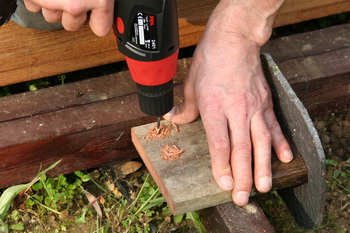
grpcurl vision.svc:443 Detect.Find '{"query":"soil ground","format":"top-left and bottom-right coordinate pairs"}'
top-left (256, 110), bottom-right (350, 233)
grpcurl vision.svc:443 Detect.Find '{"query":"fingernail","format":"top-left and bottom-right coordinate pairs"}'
top-left (258, 176), bottom-right (272, 192)
top-left (283, 150), bottom-right (293, 162)
top-left (163, 106), bottom-right (176, 121)
top-left (220, 176), bottom-right (234, 190)
top-left (235, 191), bottom-right (249, 206)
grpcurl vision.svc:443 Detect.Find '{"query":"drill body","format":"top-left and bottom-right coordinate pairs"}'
top-left (1, 0), bottom-right (179, 117)
top-left (114, 0), bottom-right (179, 116)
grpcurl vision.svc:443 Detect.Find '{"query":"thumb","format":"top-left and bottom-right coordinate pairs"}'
top-left (163, 81), bottom-right (199, 124)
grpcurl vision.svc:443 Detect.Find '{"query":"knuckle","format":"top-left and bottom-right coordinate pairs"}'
top-left (199, 92), bottom-right (223, 109)
top-left (66, 1), bottom-right (84, 15)
top-left (256, 129), bottom-right (272, 141)
top-left (210, 136), bottom-right (230, 153)
top-left (233, 143), bottom-right (252, 158)
top-left (235, 93), bottom-right (255, 108)
top-left (268, 120), bottom-right (282, 133)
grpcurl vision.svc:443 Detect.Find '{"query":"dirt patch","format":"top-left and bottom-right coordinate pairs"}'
top-left (257, 110), bottom-right (350, 232)
top-left (313, 110), bottom-right (350, 233)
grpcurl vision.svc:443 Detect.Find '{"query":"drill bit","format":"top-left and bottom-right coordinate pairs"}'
top-left (156, 117), bottom-right (161, 135)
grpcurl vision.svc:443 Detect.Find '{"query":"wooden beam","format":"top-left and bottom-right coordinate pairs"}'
top-left (0, 0), bottom-right (349, 85)
top-left (274, 0), bottom-right (350, 27)
top-left (262, 23), bottom-right (350, 117)
top-left (0, 24), bottom-right (349, 189)
top-left (278, 48), bottom-right (350, 117)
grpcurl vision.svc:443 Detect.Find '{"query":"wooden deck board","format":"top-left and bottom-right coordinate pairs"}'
top-left (0, 0), bottom-right (349, 85)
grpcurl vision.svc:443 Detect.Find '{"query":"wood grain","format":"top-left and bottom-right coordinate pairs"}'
top-left (0, 0), bottom-right (349, 85)
top-left (131, 119), bottom-right (308, 215)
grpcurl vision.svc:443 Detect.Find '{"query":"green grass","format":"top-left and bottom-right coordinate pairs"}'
top-left (0, 161), bottom-right (205, 232)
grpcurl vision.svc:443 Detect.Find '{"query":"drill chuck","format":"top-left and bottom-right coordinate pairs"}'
top-left (136, 80), bottom-right (173, 117)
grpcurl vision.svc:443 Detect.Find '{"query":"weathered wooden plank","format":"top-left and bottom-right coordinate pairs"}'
top-left (0, 0), bottom-right (349, 85)
top-left (0, 118), bottom-right (148, 188)
top-left (131, 119), bottom-right (308, 215)
top-left (278, 48), bottom-right (350, 117)
top-left (0, 59), bottom-right (191, 123)
top-left (263, 54), bottom-right (326, 229)
top-left (263, 23), bottom-right (350, 61)
top-left (274, 0), bottom-right (350, 27)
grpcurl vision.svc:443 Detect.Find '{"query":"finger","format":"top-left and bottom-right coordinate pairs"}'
top-left (27, 0), bottom-right (98, 13)
top-left (42, 8), bottom-right (62, 23)
top-left (228, 110), bottom-right (253, 206)
top-left (265, 108), bottom-right (293, 163)
top-left (251, 113), bottom-right (272, 193)
top-left (61, 11), bottom-right (87, 31)
top-left (89, 4), bottom-right (114, 37)
top-left (24, 0), bottom-right (41, 12)
top-left (200, 107), bottom-right (233, 191)
top-left (163, 76), bottom-right (199, 124)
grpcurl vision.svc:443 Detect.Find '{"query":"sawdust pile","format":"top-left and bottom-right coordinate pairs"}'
top-left (144, 122), bottom-right (180, 141)
top-left (160, 144), bottom-right (184, 161)
top-left (143, 121), bottom-right (184, 161)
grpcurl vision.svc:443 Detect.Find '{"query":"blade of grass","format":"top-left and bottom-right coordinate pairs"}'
top-left (29, 196), bottom-right (60, 215)
top-left (125, 174), bottom-right (149, 214)
top-left (23, 159), bottom-right (62, 194)
top-left (0, 184), bottom-right (27, 220)
top-left (134, 187), bottom-right (160, 215)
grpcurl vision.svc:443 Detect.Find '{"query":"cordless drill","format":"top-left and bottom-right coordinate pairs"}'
top-left (113, 0), bottom-right (179, 117)
top-left (1, 0), bottom-right (179, 117)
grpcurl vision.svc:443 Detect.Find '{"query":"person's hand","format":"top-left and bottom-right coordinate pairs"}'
top-left (164, 0), bottom-right (292, 206)
top-left (24, 0), bottom-right (114, 36)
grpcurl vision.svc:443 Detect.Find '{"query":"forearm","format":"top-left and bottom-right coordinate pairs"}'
top-left (209, 0), bottom-right (284, 46)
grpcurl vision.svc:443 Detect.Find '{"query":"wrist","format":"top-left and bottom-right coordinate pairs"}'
top-left (209, 0), bottom-right (284, 46)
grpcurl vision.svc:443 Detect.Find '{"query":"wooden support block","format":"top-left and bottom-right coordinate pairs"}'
top-left (200, 201), bottom-right (275, 233)
top-left (131, 119), bottom-right (308, 215)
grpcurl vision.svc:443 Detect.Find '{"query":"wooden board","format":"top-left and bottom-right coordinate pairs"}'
top-left (263, 54), bottom-right (326, 229)
top-left (131, 119), bottom-right (308, 215)
top-left (0, 24), bottom-right (349, 189)
top-left (0, 0), bottom-right (349, 85)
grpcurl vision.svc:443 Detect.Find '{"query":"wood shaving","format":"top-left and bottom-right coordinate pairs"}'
top-left (160, 144), bottom-right (184, 161)
top-left (144, 122), bottom-right (180, 141)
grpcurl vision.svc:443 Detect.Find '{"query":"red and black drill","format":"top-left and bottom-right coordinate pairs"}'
top-left (1, 0), bottom-right (179, 118)
top-left (114, 0), bottom-right (179, 117)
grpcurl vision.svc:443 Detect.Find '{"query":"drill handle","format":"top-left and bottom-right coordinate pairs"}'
top-left (114, 0), bottom-right (179, 62)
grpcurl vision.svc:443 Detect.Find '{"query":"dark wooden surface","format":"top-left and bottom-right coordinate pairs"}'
top-left (263, 23), bottom-right (350, 117)
top-left (0, 24), bottom-right (349, 189)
